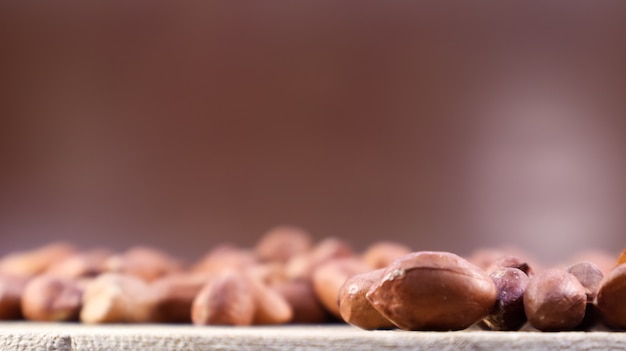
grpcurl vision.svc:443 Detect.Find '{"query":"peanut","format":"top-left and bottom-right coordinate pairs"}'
top-left (338, 269), bottom-right (395, 330)
top-left (255, 226), bottom-right (312, 263)
top-left (0, 243), bottom-right (75, 277)
top-left (0, 274), bottom-right (29, 320)
top-left (21, 275), bottom-right (83, 322)
top-left (312, 257), bottom-right (370, 318)
top-left (596, 263), bottom-right (626, 330)
top-left (105, 247), bottom-right (182, 282)
top-left (362, 242), bottom-right (411, 269)
top-left (272, 280), bottom-right (331, 324)
top-left (367, 251), bottom-right (497, 331)
top-left (286, 238), bottom-right (353, 280)
top-left (523, 269), bottom-right (586, 331)
top-left (478, 267), bottom-right (528, 331)
top-left (191, 271), bottom-right (254, 326)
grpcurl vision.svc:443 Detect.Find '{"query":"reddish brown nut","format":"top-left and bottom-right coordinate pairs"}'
top-left (245, 273), bottom-right (292, 325)
top-left (286, 238), bottom-right (354, 279)
top-left (105, 247), bottom-right (183, 282)
top-left (0, 243), bottom-right (76, 277)
top-left (312, 258), bottom-right (370, 318)
top-left (566, 262), bottom-right (604, 302)
top-left (80, 273), bottom-right (156, 323)
top-left (46, 249), bottom-right (112, 278)
top-left (478, 267), bottom-right (529, 331)
top-left (0, 274), bottom-right (29, 320)
top-left (569, 250), bottom-right (616, 276)
top-left (272, 279), bottom-right (331, 324)
top-left (362, 242), bottom-right (412, 269)
top-left (486, 256), bottom-right (533, 277)
top-left (255, 226), bottom-right (312, 263)
top-left (338, 269), bottom-right (395, 330)
top-left (597, 263), bottom-right (626, 330)
top-left (191, 271), bottom-right (255, 326)
top-left (245, 263), bottom-right (286, 285)
top-left (192, 245), bottom-right (258, 274)
top-left (524, 269), bottom-right (586, 331)
top-left (21, 275), bottom-right (83, 322)
top-left (150, 273), bottom-right (210, 323)
top-left (367, 251), bottom-right (497, 331)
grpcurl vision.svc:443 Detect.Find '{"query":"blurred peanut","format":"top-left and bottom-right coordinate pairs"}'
top-left (312, 257), bottom-right (370, 318)
top-left (286, 238), bottom-right (353, 279)
top-left (0, 243), bottom-right (76, 277)
top-left (255, 226), bottom-right (312, 263)
top-left (272, 280), bottom-right (331, 324)
top-left (191, 271), bottom-right (254, 326)
top-left (105, 246), bottom-right (182, 282)
top-left (0, 274), bottom-right (29, 320)
top-left (338, 269), bottom-right (395, 330)
top-left (362, 241), bottom-right (411, 269)
top-left (21, 275), bottom-right (83, 322)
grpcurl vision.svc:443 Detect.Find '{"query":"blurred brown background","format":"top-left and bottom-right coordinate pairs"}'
top-left (1, 2), bottom-right (625, 263)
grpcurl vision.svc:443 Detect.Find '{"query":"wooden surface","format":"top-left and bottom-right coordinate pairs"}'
top-left (0, 323), bottom-right (625, 351)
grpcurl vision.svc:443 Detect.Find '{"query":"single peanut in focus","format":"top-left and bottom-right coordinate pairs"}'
top-left (478, 267), bottom-right (528, 331)
top-left (255, 226), bottom-right (312, 263)
top-left (21, 275), bottom-right (83, 322)
top-left (524, 269), bottom-right (586, 331)
top-left (338, 268), bottom-right (395, 330)
top-left (362, 241), bottom-right (412, 269)
top-left (566, 261), bottom-right (604, 330)
top-left (596, 263), bottom-right (626, 330)
top-left (367, 251), bottom-right (497, 331)
top-left (191, 271), bottom-right (255, 326)
top-left (312, 257), bottom-right (370, 318)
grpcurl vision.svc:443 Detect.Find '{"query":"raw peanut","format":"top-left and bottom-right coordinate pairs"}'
top-left (105, 247), bottom-right (182, 282)
top-left (272, 280), bottom-right (331, 324)
top-left (245, 273), bottom-right (292, 325)
top-left (338, 269), bottom-right (395, 330)
top-left (150, 273), bottom-right (209, 323)
top-left (478, 267), bottom-right (528, 331)
top-left (191, 271), bottom-right (254, 326)
top-left (192, 245), bottom-right (258, 274)
top-left (367, 251), bottom-right (497, 331)
top-left (80, 273), bottom-right (156, 323)
top-left (362, 242), bottom-right (412, 269)
top-left (0, 274), bottom-right (29, 320)
top-left (21, 275), bottom-right (83, 322)
top-left (566, 262), bottom-right (603, 302)
top-left (570, 250), bottom-right (616, 276)
top-left (286, 238), bottom-right (354, 279)
top-left (312, 258), bottom-right (370, 318)
top-left (0, 243), bottom-right (76, 277)
top-left (486, 256), bottom-right (533, 277)
top-left (255, 226), bottom-right (312, 263)
top-left (46, 249), bottom-right (112, 278)
top-left (524, 269), bottom-right (586, 331)
top-left (597, 263), bottom-right (626, 330)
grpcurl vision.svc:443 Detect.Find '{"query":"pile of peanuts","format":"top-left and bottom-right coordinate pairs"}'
top-left (0, 226), bottom-right (624, 332)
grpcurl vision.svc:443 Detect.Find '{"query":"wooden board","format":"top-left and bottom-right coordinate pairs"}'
top-left (0, 323), bottom-right (625, 351)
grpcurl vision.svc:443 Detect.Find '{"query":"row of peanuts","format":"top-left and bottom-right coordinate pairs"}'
top-left (0, 226), bottom-right (624, 331)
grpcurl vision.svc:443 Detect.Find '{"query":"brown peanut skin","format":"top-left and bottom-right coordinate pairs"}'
top-left (362, 242), bottom-right (411, 269)
top-left (21, 276), bottom-right (83, 322)
top-left (46, 249), bottom-right (112, 279)
top-left (191, 271), bottom-right (255, 326)
top-left (0, 274), bottom-right (29, 320)
top-left (150, 273), bottom-right (209, 323)
top-left (367, 251), bottom-right (497, 331)
top-left (80, 273), bottom-right (156, 324)
top-left (105, 247), bottom-right (182, 282)
top-left (0, 243), bottom-right (76, 277)
top-left (312, 258), bottom-right (370, 318)
top-left (478, 267), bottom-right (528, 331)
top-left (286, 238), bottom-right (354, 280)
top-left (524, 269), bottom-right (586, 331)
top-left (338, 269), bottom-right (395, 330)
top-left (486, 256), bottom-right (533, 277)
top-left (255, 226), bottom-right (312, 263)
top-left (272, 280), bottom-right (331, 324)
top-left (597, 263), bottom-right (626, 330)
